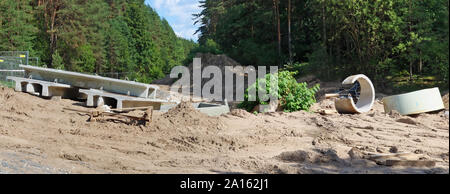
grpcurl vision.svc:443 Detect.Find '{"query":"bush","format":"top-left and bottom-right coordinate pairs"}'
top-left (238, 71), bottom-right (320, 112)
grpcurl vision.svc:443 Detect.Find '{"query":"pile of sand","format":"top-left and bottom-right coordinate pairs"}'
top-left (229, 109), bottom-right (256, 118)
top-left (151, 101), bottom-right (225, 133)
top-left (147, 102), bottom-right (242, 153)
top-left (153, 53), bottom-right (243, 85)
top-left (310, 98), bottom-right (335, 112)
top-left (276, 149), bottom-right (348, 166)
top-left (0, 86), bottom-right (30, 114)
top-left (0, 86), bottom-right (14, 103)
top-left (1, 85), bottom-right (448, 174)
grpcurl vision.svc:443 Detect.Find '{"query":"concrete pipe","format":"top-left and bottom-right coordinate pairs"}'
top-left (335, 74), bottom-right (375, 114)
top-left (382, 87), bottom-right (444, 115)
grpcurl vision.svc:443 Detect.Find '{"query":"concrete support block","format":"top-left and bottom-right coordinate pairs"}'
top-left (42, 86), bottom-right (50, 96)
top-left (7, 76), bottom-right (72, 98)
top-left (86, 94), bottom-right (95, 107)
top-left (97, 97), bottom-right (105, 107)
top-left (26, 83), bottom-right (38, 95)
top-left (14, 81), bottom-right (22, 92)
top-left (79, 89), bottom-right (167, 110)
top-left (117, 100), bottom-right (123, 110)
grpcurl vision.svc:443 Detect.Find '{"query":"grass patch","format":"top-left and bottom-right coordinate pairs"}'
top-left (386, 75), bottom-right (448, 94)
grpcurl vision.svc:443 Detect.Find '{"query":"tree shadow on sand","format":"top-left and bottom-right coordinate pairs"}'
top-left (265, 149), bottom-right (447, 174)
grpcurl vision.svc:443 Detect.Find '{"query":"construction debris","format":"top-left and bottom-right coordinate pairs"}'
top-left (64, 106), bottom-right (153, 126)
top-left (382, 88), bottom-right (445, 115)
top-left (5, 65), bottom-right (176, 113)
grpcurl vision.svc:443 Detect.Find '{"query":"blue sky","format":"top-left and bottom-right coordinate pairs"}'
top-left (145, 0), bottom-right (202, 41)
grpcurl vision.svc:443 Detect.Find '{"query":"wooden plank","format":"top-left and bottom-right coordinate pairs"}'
top-left (385, 160), bottom-right (436, 167)
top-left (317, 109), bottom-right (336, 115)
top-left (325, 93), bottom-right (340, 99)
top-left (111, 106), bottom-right (154, 112)
top-left (364, 153), bottom-right (417, 160)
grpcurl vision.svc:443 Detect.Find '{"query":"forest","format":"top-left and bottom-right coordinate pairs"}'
top-left (0, 0), bottom-right (197, 83)
top-left (1, 0), bottom-right (449, 89)
top-left (195, 0), bottom-right (449, 90)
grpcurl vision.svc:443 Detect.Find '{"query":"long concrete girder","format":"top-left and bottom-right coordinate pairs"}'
top-left (7, 76), bottom-right (72, 97)
top-left (20, 65), bottom-right (159, 99)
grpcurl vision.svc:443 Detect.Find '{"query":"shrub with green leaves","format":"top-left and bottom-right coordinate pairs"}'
top-left (238, 71), bottom-right (320, 112)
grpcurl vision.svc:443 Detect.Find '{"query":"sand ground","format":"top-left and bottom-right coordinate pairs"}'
top-left (0, 86), bottom-right (448, 174)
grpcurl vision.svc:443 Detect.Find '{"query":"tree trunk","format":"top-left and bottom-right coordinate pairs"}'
top-left (322, 2), bottom-right (326, 47)
top-left (288, 0), bottom-right (292, 63)
top-left (419, 50), bottom-right (423, 73)
top-left (409, 0), bottom-right (413, 81)
top-left (48, 0), bottom-right (60, 68)
top-left (322, 2), bottom-right (329, 79)
top-left (273, 0), bottom-right (281, 57)
top-left (410, 61), bottom-right (413, 81)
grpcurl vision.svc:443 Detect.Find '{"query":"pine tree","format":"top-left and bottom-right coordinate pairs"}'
top-left (0, 0), bottom-right (36, 53)
top-left (1, 0), bottom-right (197, 83)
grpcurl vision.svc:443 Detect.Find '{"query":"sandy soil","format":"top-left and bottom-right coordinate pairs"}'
top-left (0, 86), bottom-right (448, 174)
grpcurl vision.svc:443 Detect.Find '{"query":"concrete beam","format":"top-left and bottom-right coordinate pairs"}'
top-left (7, 76), bottom-right (72, 97)
top-left (159, 102), bottom-right (230, 117)
top-left (194, 102), bottom-right (230, 116)
top-left (20, 65), bottom-right (159, 99)
top-left (79, 89), bottom-right (167, 110)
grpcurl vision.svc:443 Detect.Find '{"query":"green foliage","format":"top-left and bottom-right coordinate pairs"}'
top-left (1, 0), bottom-right (447, 89)
top-left (51, 50), bottom-right (64, 70)
top-left (196, 0), bottom-right (449, 88)
top-left (74, 44), bottom-right (96, 73)
top-left (195, 0), bottom-right (282, 66)
top-left (0, 0), bottom-right (36, 53)
top-left (184, 39), bottom-right (222, 64)
top-left (0, 0), bottom-right (198, 83)
top-left (202, 39), bottom-right (223, 55)
top-left (239, 70), bottom-right (320, 112)
top-left (0, 80), bottom-right (14, 88)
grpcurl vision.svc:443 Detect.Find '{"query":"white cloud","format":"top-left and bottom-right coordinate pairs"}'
top-left (153, 0), bottom-right (164, 9)
top-left (146, 0), bottom-right (201, 41)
